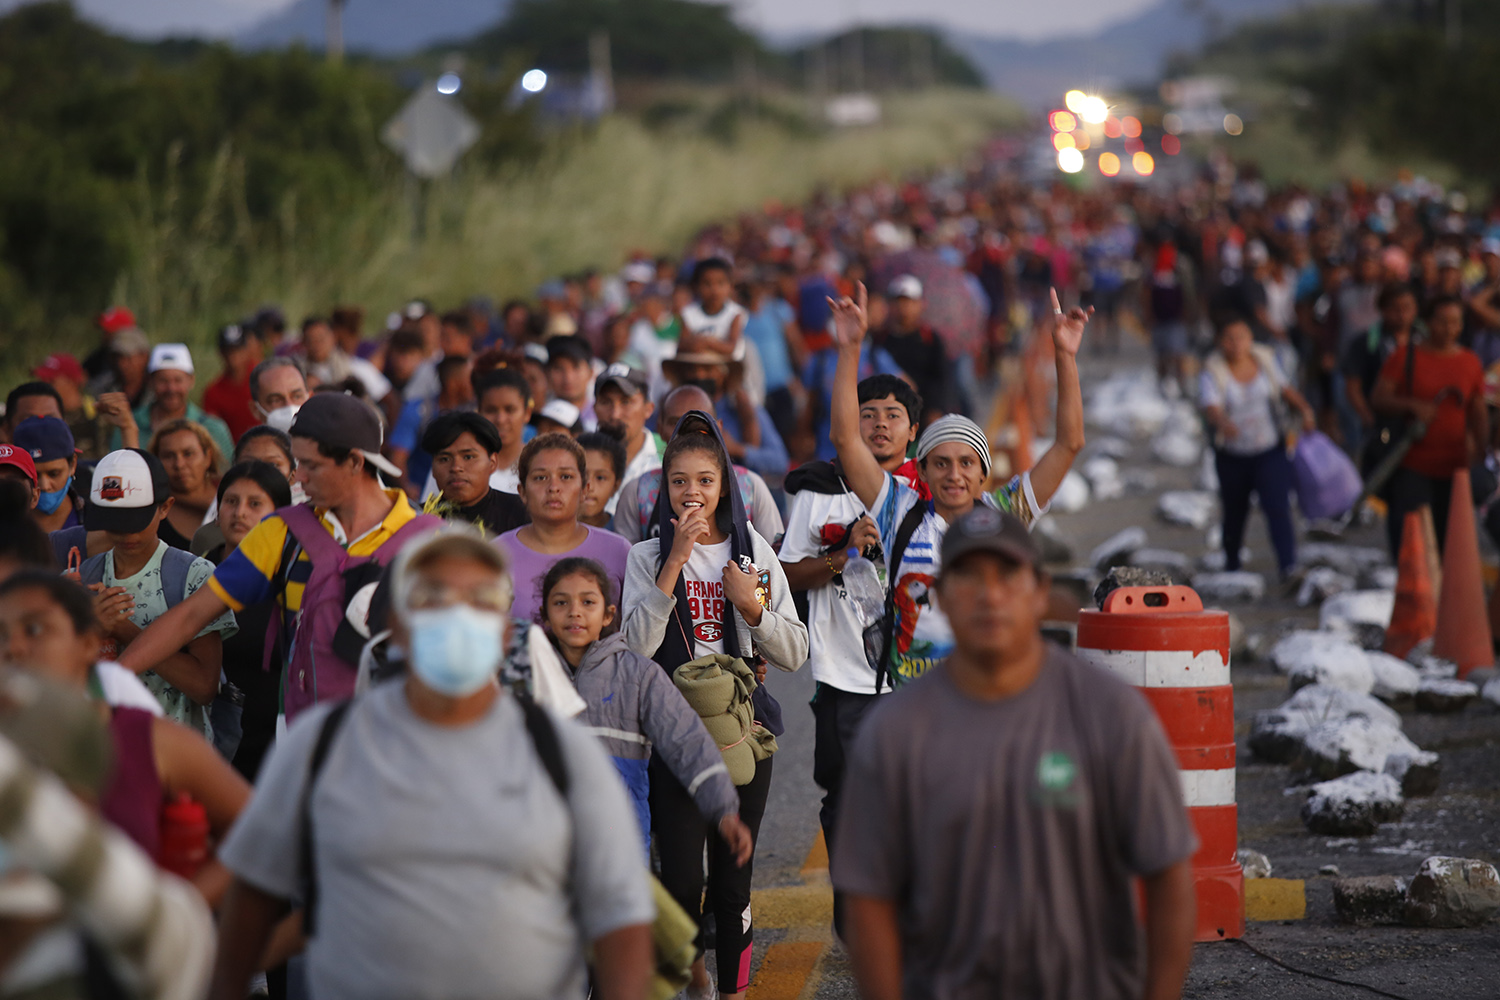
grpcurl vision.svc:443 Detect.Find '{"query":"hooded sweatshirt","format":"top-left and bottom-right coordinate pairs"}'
top-left (620, 411), bottom-right (807, 734)
top-left (566, 630), bottom-right (739, 844)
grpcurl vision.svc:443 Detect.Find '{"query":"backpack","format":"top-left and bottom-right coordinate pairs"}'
top-left (299, 691), bottom-right (697, 997)
top-left (264, 504), bottom-right (442, 723)
top-left (80, 546), bottom-right (197, 610)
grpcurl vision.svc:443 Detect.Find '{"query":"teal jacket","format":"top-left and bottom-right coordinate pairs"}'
top-left (112, 399), bottom-right (235, 462)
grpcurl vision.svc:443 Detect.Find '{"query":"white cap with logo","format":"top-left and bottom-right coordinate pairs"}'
top-left (148, 343), bottom-right (195, 375)
top-left (85, 449), bottom-right (168, 533)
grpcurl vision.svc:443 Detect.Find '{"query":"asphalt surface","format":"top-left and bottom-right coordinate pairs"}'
top-left (735, 337), bottom-right (1500, 999)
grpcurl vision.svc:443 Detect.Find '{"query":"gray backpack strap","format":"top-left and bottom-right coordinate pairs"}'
top-left (78, 554), bottom-right (107, 588)
top-left (159, 547), bottom-right (199, 610)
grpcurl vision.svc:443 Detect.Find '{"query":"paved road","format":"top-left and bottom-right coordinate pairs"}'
top-left (736, 336), bottom-right (1500, 999)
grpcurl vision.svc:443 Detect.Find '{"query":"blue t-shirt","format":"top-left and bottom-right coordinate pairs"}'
top-left (390, 396), bottom-right (435, 486)
top-left (745, 299), bottom-right (795, 391)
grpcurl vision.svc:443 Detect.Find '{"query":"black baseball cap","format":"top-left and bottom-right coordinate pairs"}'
top-left (939, 506), bottom-right (1040, 573)
top-left (595, 362), bottom-right (649, 398)
top-left (288, 392), bottom-right (402, 479)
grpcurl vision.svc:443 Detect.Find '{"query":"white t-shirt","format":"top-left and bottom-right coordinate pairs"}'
top-left (1199, 366), bottom-right (1281, 455)
top-left (779, 487), bottom-right (879, 694)
top-left (680, 301), bottom-right (749, 362)
top-left (609, 436), bottom-right (661, 517)
top-left (682, 538), bottom-right (732, 658)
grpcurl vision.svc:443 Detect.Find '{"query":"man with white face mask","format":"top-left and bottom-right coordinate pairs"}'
top-left (207, 529), bottom-right (655, 1000)
top-left (248, 356), bottom-right (310, 433)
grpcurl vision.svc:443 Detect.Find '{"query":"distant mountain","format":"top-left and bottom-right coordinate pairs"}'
top-left (948, 0), bottom-right (1371, 108)
top-left (237, 0), bottom-right (509, 54)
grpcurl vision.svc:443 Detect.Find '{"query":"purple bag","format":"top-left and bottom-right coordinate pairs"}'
top-left (1292, 431), bottom-right (1362, 520)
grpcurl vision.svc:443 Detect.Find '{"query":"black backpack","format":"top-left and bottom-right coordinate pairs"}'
top-left (298, 689), bottom-right (566, 936)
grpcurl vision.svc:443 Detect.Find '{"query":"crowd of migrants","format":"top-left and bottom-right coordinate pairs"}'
top-left (1, 154), bottom-right (1497, 1000)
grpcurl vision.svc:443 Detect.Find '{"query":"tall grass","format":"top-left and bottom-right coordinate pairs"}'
top-left (104, 89), bottom-right (1018, 372)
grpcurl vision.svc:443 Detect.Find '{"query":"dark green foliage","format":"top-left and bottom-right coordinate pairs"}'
top-left (0, 2), bottom-right (407, 332)
top-left (465, 0), bottom-right (770, 79)
top-left (786, 27), bottom-right (985, 91)
top-left (1295, 2), bottom-right (1500, 181)
top-left (1174, 0), bottom-right (1500, 184)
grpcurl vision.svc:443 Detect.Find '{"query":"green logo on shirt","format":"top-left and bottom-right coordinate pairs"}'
top-left (1033, 751), bottom-right (1079, 808)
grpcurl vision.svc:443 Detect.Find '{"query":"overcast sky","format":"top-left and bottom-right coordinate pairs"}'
top-left (12, 0), bottom-right (1162, 42)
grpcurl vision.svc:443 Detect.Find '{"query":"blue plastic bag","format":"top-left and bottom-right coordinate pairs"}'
top-left (1292, 431), bottom-right (1362, 520)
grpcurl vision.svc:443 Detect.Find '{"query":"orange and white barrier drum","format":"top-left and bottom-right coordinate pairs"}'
top-left (1076, 585), bottom-right (1243, 941)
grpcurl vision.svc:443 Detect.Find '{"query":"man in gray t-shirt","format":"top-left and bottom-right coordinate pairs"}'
top-left (207, 530), bottom-right (654, 1000)
top-left (832, 507), bottom-right (1197, 1000)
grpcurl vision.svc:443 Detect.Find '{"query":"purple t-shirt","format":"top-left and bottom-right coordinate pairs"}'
top-left (497, 524), bottom-right (632, 624)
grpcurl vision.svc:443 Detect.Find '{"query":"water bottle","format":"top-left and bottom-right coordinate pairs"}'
top-left (157, 792), bottom-right (209, 879)
top-left (842, 553), bottom-right (888, 630)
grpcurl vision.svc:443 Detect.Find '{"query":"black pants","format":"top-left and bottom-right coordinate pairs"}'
top-left (1386, 467), bottom-right (1455, 559)
top-left (650, 753), bottom-right (773, 994)
top-left (1215, 445), bottom-right (1298, 576)
top-left (811, 682), bottom-right (883, 939)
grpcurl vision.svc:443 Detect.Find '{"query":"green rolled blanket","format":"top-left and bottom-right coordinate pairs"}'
top-left (672, 654), bottom-right (777, 785)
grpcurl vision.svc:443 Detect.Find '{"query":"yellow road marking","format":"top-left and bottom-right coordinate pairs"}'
top-left (801, 828), bottom-right (829, 876)
top-left (754, 885), bottom-right (834, 929)
top-left (747, 941), bottom-right (825, 1000)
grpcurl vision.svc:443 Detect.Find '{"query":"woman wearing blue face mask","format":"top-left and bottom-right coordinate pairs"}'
top-left (208, 526), bottom-right (656, 1000)
top-left (12, 415), bottom-right (84, 534)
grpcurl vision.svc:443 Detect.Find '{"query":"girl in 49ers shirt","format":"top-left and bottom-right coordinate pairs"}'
top-left (621, 410), bottom-right (807, 1000)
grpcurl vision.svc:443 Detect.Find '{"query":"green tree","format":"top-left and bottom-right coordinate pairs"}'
top-left (1297, 2), bottom-right (1500, 181)
top-left (465, 0), bottom-right (771, 79)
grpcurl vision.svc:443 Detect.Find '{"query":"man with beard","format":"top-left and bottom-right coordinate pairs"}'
top-left (119, 344), bottom-right (234, 462)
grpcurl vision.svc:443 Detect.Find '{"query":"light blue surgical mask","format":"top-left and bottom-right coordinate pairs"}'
top-left (406, 605), bottom-right (505, 697)
top-left (36, 475), bottom-right (72, 515)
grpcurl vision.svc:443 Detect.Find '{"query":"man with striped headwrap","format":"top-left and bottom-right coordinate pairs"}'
top-left (828, 284), bottom-right (1090, 690)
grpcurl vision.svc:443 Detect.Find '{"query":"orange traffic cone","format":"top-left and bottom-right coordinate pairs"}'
top-left (1385, 507), bottom-right (1438, 659)
top-left (1432, 469), bottom-right (1494, 677)
top-left (1418, 505), bottom-right (1443, 602)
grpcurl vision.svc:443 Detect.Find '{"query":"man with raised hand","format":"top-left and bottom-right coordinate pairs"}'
top-left (827, 284), bottom-right (1089, 690)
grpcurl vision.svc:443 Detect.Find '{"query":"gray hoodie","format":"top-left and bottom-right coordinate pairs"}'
top-left (620, 528), bottom-right (809, 674)
top-left (568, 630), bottom-right (739, 822)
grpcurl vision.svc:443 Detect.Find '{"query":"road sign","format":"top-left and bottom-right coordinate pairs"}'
top-left (382, 87), bottom-right (480, 179)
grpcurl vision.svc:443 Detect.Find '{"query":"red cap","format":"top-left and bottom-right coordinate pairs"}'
top-left (97, 306), bottom-right (137, 334)
top-left (0, 444), bottom-right (37, 484)
top-left (33, 352), bottom-right (86, 384)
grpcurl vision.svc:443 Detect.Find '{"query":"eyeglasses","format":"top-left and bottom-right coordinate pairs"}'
top-left (406, 580), bottom-right (512, 614)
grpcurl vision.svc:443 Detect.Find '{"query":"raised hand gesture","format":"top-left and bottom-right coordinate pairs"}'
top-left (828, 281), bottom-right (869, 351)
top-left (1050, 287), bottom-right (1091, 358)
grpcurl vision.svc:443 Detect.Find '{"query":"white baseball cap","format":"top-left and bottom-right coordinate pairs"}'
top-left (620, 261), bottom-right (655, 285)
top-left (86, 449), bottom-right (168, 533)
top-left (148, 343), bottom-right (195, 375)
top-left (537, 398), bottom-right (581, 430)
top-left (888, 275), bottom-right (924, 300)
